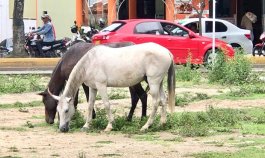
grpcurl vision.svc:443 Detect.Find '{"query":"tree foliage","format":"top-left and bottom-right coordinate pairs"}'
top-left (179, 0), bottom-right (206, 36)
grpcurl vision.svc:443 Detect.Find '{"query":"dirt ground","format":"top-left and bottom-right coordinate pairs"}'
top-left (1, 88), bottom-right (265, 158)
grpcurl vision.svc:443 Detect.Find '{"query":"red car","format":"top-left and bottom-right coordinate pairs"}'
top-left (92, 19), bottom-right (234, 65)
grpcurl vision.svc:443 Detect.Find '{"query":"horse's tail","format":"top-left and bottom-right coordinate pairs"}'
top-left (167, 60), bottom-right (175, 113)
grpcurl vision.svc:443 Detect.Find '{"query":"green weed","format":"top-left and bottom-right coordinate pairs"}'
top-left (208, 51), bottom-right (252, 85)
top-left (175, 93), bottom-right (210, 106)
top-left (192, 147), bottom-right (265, 158)
top-left (0, 101), bottom-right (42, 109)
top-left (0, 75), bottom-right (45, 94)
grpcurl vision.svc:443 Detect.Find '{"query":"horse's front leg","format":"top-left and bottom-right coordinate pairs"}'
top-left (82, 87), bottom-right (97, 130)
top-left (97, 83), bottom-right (113, 132)
top-left (82, 83), bottom-right (96, 119)
top-left (74, 89), bottom-right (79, 109)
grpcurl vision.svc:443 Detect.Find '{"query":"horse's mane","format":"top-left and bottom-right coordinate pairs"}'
top-left (63, 47), bottom-right (95, 97)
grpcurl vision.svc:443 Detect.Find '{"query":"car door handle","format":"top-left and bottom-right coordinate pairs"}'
top-left (221, 36), bottom-right (227, 39)
top-left (167, 39), bottom-right (172, 41)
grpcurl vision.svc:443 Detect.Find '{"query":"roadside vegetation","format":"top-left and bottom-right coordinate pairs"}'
top-left (0, 74), bottom-right (47, 94)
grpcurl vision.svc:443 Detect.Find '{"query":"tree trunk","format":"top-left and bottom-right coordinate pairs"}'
top-left (198, 0), bottom-right (206, 36)
top-left (12, 0), bottom-right (27, 57)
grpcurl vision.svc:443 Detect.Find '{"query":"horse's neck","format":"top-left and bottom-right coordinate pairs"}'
top-left (48, 60), bottom-right (66, 95)
top-left (63, 62), bottom-right (86, 98)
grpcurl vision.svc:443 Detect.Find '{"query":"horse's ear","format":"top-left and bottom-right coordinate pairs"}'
top-left (47, 88), bottom-right (60, 101)
top-left (38, 91), bottom-right (47, 96)
top-left (66, 97), bottom-right (72, 103)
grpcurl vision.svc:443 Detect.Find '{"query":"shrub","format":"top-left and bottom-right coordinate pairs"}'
top-left (208, 50), bottom-right (252, 85)
top-left (70, 110), bottom-right (86, 130)
top-left (175, 65), bottom-right (201, 82)
top-left (0, 75), bottom-right (45, 94)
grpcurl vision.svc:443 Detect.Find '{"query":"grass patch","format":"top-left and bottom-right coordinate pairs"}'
top-left (175, 65), bottom-right (201, 83)
top-left (96, 141), bottom-right (113, 144)
top-left (134, 134), bottom-right (160, 141)
top-left (96, 88), bottom-right (129, 100)
top-left (240, 123), bottom-right (265, 135)
top-left (98, 153), bottom-right (122, 157)
top-left (0, 74), bottom-right (46, 94)
top-left (85, 107), bottom-right (242, 137)
top-left (0, 101), bottom-right (42, 109)
top-left (50, 154), bottom-right (60, 157)
top-left (229, 137), bottom-right (265, 148)
top-left (0, 126), bottom-right (26, 132)
top-left (8, 146), bottom-right (19, 152)
top-left (176, 92), bottom-right (210, 107)
top-left (192, 147), bottom-right (265, 158)
top-left (54, 106), bottom-right (265, 138)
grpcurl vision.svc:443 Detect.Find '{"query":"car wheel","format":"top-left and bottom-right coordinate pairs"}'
top-left (203, 49), bottom-right (218, 68)
top-left (253, 46), bottom-right (262, 56)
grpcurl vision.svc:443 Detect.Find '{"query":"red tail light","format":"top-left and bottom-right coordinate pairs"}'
top-left (245, 34), bottom-right (251, 40)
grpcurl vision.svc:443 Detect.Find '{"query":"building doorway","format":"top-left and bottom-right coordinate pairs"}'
top-left (137, 0), bottom-right (165, 19)
top-left (237, 0), bottom-right (263, 44)
top-left (117, 0), bottom-right (165, 20)
top-left (118, 0), bottom-right (129, 20)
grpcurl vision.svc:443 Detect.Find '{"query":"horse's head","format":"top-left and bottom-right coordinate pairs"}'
top-left (38, 90), bottom-right (57, 124)
top-left (47, 89), bottom-right (75, 132)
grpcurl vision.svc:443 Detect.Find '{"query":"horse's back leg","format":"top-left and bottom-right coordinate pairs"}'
top-left (127, 86), bottom-right (139, 121)
top-left (140, 81), bottom-right (161, 131)
top-left (159, 83), bottom-right (167, 125)
top-left (96, 83), bottom-right (113, 132)
top-left (128, 83), bottom-right (147, 121)
top-left (136, 83), bottom-right (148, 118)
top-left (82, 87), bottom-right (97, 130)
top-left (82, 83), bottom-right (96, 119)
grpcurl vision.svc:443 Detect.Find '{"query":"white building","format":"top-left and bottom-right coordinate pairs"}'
top-left (0, 0), bottom-right (36, 42)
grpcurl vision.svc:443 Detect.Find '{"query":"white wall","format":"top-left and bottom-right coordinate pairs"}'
top-left (0, 0), bottom-right (36, 42)
top-left (0, 0), bottom-right (12, 42)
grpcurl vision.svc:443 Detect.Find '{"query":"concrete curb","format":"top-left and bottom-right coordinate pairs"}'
top-left (0, 55), bottom-right (264, 70)
top-left (246, 55), bottom-right (265, 64)
top-left (0, 58), bottom-right (60, 69)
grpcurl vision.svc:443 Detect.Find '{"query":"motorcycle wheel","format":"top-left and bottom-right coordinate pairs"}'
top-left (252, 46), bottom-right (262, 56)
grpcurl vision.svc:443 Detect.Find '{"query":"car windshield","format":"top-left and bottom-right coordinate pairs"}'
top-left (101, 22), bottom-right (124, 32)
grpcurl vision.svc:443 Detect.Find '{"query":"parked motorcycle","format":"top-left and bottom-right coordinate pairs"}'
top-left (0, 38), bottom-right (13, 57)
top-left (0, 46), bottom-right (9, 57)
top-left (253, 32), bottom-right (265, 56)
top-left (67, 21), bottom-right (99, 46)
top-left (24, 33), bottom-right (69, 57)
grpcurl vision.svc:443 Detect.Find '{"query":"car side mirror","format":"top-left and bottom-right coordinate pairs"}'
top-left (189, 32), bottom-right (196, 38)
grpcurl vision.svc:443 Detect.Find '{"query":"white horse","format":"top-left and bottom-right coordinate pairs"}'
top-left (49, 42), bottom-right (175, 132)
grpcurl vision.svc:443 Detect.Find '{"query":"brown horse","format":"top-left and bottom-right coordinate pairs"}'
top-left (38, 42), bottom-right (147, 124)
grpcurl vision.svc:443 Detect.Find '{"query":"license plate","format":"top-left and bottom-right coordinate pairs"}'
top-left (95, 40), bottom-right (100, 45)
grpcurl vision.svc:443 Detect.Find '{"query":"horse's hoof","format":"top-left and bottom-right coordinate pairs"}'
top-left (104, 127), bottom-right (112, 132)
top-left (140, 126), bottom-right (148, 132)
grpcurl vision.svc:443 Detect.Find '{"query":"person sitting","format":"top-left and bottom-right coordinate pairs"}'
top-left (31, 14), bottom-right (56, 56)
